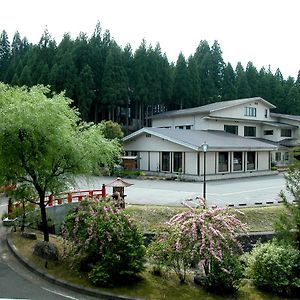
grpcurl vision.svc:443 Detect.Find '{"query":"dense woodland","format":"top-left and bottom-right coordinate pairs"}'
top-left (1, 22), bottom-right (300, 134)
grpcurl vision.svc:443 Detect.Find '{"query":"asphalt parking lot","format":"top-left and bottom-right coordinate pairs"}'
top-left (74, 173), bottom-right (288, 208)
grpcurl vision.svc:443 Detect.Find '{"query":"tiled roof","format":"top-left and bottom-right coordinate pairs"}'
top-left (124, 127), bottom-right (278, 151)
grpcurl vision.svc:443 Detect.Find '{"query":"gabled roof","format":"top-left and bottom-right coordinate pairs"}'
top-left (123, 127), bottom-right (278, 151)
top-left (150, 97), bottom-right (276, 119)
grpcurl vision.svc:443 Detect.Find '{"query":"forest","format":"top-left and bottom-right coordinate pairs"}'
top-left (1, 21), bottom-right (300, 134)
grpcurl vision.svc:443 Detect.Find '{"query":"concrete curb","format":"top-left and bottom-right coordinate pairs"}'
top-left (6, 230), bottom-right (143, 300)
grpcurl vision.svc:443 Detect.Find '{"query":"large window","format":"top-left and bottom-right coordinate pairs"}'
top-left (173, 152), bottom-right (183, 173)
top-left (281, 129), bottom-right (292, 137)
top-left (162, 152), bottom-right (170, 171)
top-left (224, 125), bottom-right (238, 135)
top-left (244, 126), bottom-right (256, 137)
top-left (247, 152), bottom-right (256, 170)
top-left (233, 152), bottom-right (243, 171)
top-left (218, 152), bottom-right (229, 172)
top-left (245, 107), bottom-right (257, 117)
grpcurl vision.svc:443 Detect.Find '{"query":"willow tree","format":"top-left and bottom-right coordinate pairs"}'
top-left (0, 83), bottom-right (121, 242)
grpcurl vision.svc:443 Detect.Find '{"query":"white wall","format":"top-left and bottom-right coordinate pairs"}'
top-left (257, 151), bottom-right (270, 170)
top-left (149, 152), bottom-right (159, 172)
top-left (125, 133), bottom-right (191, 152)
top-left (139, 152), bottom-right (148, 170)
top-left (211, 101), bottom-right (272, 121)
top-left (185, 152), bottom-right (198, 175)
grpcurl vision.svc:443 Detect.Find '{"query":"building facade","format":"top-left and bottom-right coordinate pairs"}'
top-left (123, 97), bottom-right (300, 180)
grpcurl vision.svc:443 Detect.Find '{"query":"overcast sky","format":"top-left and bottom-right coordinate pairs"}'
top-left (1, 0), bottom-right (299, 79)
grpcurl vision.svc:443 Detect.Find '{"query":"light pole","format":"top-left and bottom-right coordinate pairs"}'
top-left (201, 142), bottom-right (208, 200)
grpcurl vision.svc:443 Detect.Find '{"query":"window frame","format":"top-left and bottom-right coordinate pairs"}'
top-left (246, 151), bottom-right (256, 171)
top-left (224, 125), bottom-right (238, 135)
top-left (218, 152), bottom-right (229, 173)
top-left (245, 107), bottom-right (257, 117)
top-left (244, 126), bottom-right (256, 137)
top-left (161, 152), bottom-right (171, 172)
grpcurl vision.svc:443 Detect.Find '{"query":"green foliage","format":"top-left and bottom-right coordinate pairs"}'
top-left (198, 250), bottom-right (243, 294)
top-left (275, 159), bottom-right (300, 250)
top-left (62, 200), bottom-right (146, 286)
top-left (99, 120), bottom-right (124, 140)
top-left (0, 83), bottom-right (121, 241)
top-left (245, 240), bottom-right (300, 295)
top-left (147, 224), bottom-right (192, 283)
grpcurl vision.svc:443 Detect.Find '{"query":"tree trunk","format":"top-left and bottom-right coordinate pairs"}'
top-left (39, 194), bottom-right (49, 242)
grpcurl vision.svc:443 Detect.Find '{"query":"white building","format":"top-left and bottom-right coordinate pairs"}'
top-left (123, 97), bottom-right (300, 180)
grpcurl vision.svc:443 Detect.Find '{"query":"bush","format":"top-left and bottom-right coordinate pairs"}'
top-left (61, 200), bottom-right (146, 286)
top-left (246, 240), bottom-right (300, 295)
top-left (197, 250), bottom-right (243, 294)
top-left (147, 197), bottom-right (247, 286)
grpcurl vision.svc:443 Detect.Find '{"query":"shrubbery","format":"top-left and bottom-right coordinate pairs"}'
top-left (147, 197), bottom-right (246, 293)
top-left (61, 200), bottom-right (146, 286)
top-left (245, 240), bottom-right (300, 295)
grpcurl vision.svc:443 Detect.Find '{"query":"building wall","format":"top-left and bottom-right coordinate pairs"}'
top-left (185, 152), bottom-right (198, 175)
top-left (211, 101), bottom-right (272, 121)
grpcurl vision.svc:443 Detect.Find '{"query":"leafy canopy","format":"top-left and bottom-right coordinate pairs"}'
top-left (0, 83), bottom-right (121, 195)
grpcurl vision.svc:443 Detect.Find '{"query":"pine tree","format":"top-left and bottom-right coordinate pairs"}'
top-left (222, 63), bottom-right (236, 100)
top-left (246, 61), bottom-right (259, 96)
top-left (0, 30), bottom-right (11, 82)
top-left (236, 62), bottom-right (251, 98)
top-left (188, 55), bottom-right (201, 107)
top-left (173, 52), bottom-right (191, 109)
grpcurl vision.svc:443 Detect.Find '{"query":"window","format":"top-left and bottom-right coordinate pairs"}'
top-left (281, 129), bottom-right (292, 137)
top-left (175, 125), bottom-right (184, 129)
top-left (162, 152), bottom-right (170, 171)
top-left (265, 109), bottom-right (268, 118)
top-left (247, 152), bottom-right (256, 170)
top-left (185, 125), bottom-right (192, 130)
top-left (264, 130), bottom-right (273, 136)
top-left (275, 152), bottom-right (281, 161)
top-left (218, 152), bottom-right (229, 172)
top-left (233, 152), bottom-right (243, 171)
top-left (284, 152), bottom-right (289, 161)
top-left (244, 126), bottom-right (256, 137)
top-left (224, 125), bottom-right (238, 135)
top-left (245, 107), bottom-right (257, 117)
top-left (173, 152), bottom-right (182, 173)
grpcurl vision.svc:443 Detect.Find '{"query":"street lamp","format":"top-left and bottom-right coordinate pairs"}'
top-left (201, 142), bottom-right (208, 200)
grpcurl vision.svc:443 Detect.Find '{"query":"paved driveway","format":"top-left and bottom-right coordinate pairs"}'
top-left (74, 173), bottom-right (288, 208)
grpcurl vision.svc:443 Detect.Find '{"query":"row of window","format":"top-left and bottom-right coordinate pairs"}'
top-left (160, 151), bottom-right (257, 173)
top-left (224, 125), bottom-right (292, 137)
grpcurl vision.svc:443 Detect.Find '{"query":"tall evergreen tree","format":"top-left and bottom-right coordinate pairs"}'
top-left (102, 41), bottom-right (128, 122)
top-left (236, 62), bottom-right (251, 98)
top-left (222, 63), bottom-right (237, 100)
top-left (173, 52), bottom-right (191, 109)
top-left (0, 30), bottom-right (11, 82)
top-left (245, 61), bottom-right (259, 96)
top-left (211, 40), bottom-right (225, 98)
top-left (187, 55), bottom-right (201, 107)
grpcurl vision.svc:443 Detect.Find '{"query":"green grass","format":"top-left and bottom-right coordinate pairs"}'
top-left (124, 204), bottom-right (286, 232)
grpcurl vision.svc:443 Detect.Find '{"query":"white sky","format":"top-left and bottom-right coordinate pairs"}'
top-left (1, 0), bottom-right (300, 79)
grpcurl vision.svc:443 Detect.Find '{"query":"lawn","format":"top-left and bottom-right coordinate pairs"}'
top-left (124, 204), bottom-right (286, 232)
top-left (9, 204), bottom-right (293, 300)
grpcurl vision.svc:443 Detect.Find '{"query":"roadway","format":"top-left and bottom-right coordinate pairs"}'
top-left (0, 199), bottom-right (100, 300)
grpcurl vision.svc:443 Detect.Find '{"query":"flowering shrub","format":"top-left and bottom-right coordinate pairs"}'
top-left (147, 197), bottom-right (246, 288)
top-left (61, 200), bottom-right (146, 286)
top-left (245, 240), bottom-right (300, 296)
